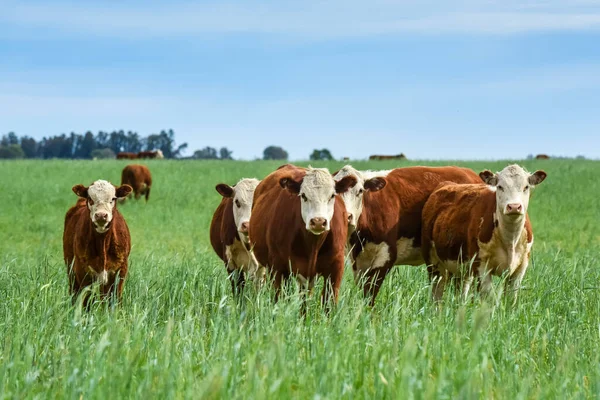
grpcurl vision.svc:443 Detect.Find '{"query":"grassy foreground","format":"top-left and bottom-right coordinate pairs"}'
top-left (0, 159), bottom-right (599, 399)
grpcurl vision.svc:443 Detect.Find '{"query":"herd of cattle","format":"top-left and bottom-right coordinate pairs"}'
top-left (62, 162), bottom-right (547, 309)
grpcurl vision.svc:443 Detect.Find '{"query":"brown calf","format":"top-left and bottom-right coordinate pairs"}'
top-left (421, 164), bottom-right (547, 303)
top-left (63, 180), bottom-right (132, 307)
top-left (249, 164), bottom-right (356, 308)
top-left (121, 164), bottom-right (152, 201)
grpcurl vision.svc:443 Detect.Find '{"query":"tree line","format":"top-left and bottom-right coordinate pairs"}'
top-left (0, 130), bottom-right (187, 159)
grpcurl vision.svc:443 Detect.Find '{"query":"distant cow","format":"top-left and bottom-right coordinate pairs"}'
top-left (63, 180), bottom-right (133, 307)
top-left (535, 154), bottom-right (550, 160)
top-left (121, 164), bottom-right (152, 201)
top-left (422, 164), bottom-right (547, 303)
top-left (210, 178), bottom-right (263, 295)
top-left (249, 164), bottom-right (357, 308)
top-left (333, 165), bottom-right (481, 305)
top-left (116, 152), bottom-right (138, 160)
top-left (137, 150), bottom-right (164, 159)
top-left (369, 153), bottom-right (407, 161)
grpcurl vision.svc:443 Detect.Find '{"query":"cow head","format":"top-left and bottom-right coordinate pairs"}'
top-left (280, 167), bottom-right (357, 235)
top-left (479, 164), bottom-right (546, 219)
top-left (333, 165), bottom-right (387, 231)
top-left (154, 149), bottom-right (164, 159)
top-left (72, 180), bottom-right (132, 233)
top-left (216, 178), bottom-right (260, 243)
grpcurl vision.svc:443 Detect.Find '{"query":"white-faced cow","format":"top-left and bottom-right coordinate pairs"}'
top-left (210, 178), bottom-right (263, 294)
top-left (421, 164), bottom-right (547, 303)
top-left (63, 180), bottom-right (133, 307)
top-left (334, 165), bottom-right (482, 305)
top-left (249, 164), bottom-right (356, 309)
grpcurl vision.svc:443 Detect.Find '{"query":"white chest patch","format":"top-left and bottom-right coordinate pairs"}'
top-left (225, 238), bottom-right (261, 278)
top-left (477, 228), bottom-right (529, 276)
top-left (394, 237), bottom-right (424, 266)
top-left (354, 242), bottom-right (390, 281)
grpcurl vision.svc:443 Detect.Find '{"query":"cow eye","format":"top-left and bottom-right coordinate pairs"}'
top-left (358, 188), bottom-right (364, 195)
top-left (235, 200), bottom-right (241, 208)
top-left (301, 194), bottom-right (308, 202)
top-left (330, 194), bottom-right (335, 200)
top-left (497, 185), bottom-right (504, 191)
top-left (112, 197), bottom-right (117, 202)
top-left (88, 199), bottom-right (94, 206)
top-left (524, 185), bottom-right (529, 192)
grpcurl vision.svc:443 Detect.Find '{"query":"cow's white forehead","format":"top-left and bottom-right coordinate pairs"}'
top-left (233, 178), bottom-right (259, 203)
top-left (88, 180), bottom-right (116, 202)
top-left (301, 168), bottom-right (335, 195)
top-left (497, 164), bottom-right (529, 183)
top-left (335, 165), bottom-right (390, 189)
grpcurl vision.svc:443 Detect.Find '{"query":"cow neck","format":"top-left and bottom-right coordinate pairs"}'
top-left (495, 210), bottom-right (526, 250)
top-left (85, 216), bottom-right (113, 271)
top-left (303, 229), bottom-right (328, 278)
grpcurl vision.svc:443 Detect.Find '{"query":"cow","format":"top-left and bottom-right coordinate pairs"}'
top-left (535, 154), bottom-right (550, 160)
top-left (369, 153), bottom-right (407, 161)
top-left (333, 165), bottom-right (482, 305)
top-left (121, 164), bottom-right (152, 202)
top-left (249, 164), bottom-right (357, 309)
top-left (63, 180), bottom-right (133, 307)
top-left (116, 152), bottom-right (138, 160)
top-left (137, 150), bottom-right (164, 159)
top-left (421, 164), bottom-right (547, 304)
top-left (210, 178), bottom-right (263, 295)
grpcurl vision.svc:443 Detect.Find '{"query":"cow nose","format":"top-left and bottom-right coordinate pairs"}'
top-left (95, 212), bottom-right (108, 223)
top-left (310, 217), bottom-right (327, 231)
top-left (506, 203), bottom-right (523, 214)
top-left (240, 222), bottom-right (249, 233)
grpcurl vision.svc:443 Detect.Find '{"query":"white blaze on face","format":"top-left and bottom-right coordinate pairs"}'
top-left (480, 164), bottom-right (547, 217)
top-left (87, 180), bottom-right (118, 233)
top-left (333, 165), bottom-right (389, 230)
top-left (231, 178), bottom-right (260, 241)
top-left (154, 149), bottom-right (164, 159)
top-left (298, 168), bottom-right (337, 234)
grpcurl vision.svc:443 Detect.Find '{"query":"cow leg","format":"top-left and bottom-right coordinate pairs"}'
top-left (505, 260), bottom-right (528, 306)
top-left (145, 187), bottom-right (151, 202)
top-left (134, 190), bottom-right (141, 200)
top-left (430, 267), bottom-right (448, 302)
top-left (363, 266), bottom-right (391, 307)
top-left (477, 263), bottom-right (493, 300)
top-left (228, 268), bottom-right (246, 297)
top-left (272, 270), bottom-right (285, 303)
top-left (321, 264), bottom-right (343, 313)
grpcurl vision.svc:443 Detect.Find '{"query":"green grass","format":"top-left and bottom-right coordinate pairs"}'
top-left (0, 159), bottom-right (599, 399)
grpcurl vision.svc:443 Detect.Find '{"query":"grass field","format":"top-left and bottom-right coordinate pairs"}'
top-left (0, 159), bottom-right (599, 399)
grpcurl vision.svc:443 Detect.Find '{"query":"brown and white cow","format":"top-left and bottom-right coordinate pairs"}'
top-left (249, 164), bottom-right (356, 307)
top-left (210, 178), bottom-right (262, 295)
top-left (63, 180), bottom-right (133, 307)
top-left (421, 164), bottom-right (547, 303)
top-left (137, 150), bottom-right (164, 159)
top-left (121, 164), bottom-right (152, 202)
top-left (334, 165), bottom-right (481, 305)
top-left (116, 152), bottom-right (138, 160)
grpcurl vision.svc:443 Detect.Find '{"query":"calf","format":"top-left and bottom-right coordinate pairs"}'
top-left (249, 164), bottom-right (356, 308)
top-left (63, 180), bottom-right (132, 307)
top-left (421, 164), bottom-right (547, 303)
top-left (210, 178), bottom-right (262, 295)
top-left (121, 164), bottom-right (152, 201)
top-left (334, 165), bottom-right (481, 305)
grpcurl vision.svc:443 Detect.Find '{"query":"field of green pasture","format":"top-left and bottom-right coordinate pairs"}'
top-left (0, 159), bottom-right (599, 399)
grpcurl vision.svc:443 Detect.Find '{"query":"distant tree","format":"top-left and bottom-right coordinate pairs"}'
top-left (144, 129), bottom-right (188, 158)
top-left (219, 147), bottom-right (233, 160)
top-left (193, 147), bottom-right (219, 159)
top-left (75, 131), bottom-right (97, 159)
top-left (263, 145), bottom-right (288, 160)
top-left (309, 148), bottom-right (334, 161)
top-left (576, 155), bottom-right (586, 160)
top-left (20, 136), bottom-right (38, 158)
top-left (0, 144), bottom-right (25, 159)
top-left (90, 148), bottom-right (116, 159)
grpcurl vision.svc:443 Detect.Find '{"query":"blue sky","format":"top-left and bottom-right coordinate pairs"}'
top-left (1, 0), bottom-right (599, 160)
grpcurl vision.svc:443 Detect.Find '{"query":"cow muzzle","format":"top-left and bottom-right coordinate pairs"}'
top-left (308, 217), bottom-right (328, 235)
top-left (505, 203), bottom-right (523, 215)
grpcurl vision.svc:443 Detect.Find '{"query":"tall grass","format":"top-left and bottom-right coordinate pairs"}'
top-left (0, 159), bottom-right (598, 399)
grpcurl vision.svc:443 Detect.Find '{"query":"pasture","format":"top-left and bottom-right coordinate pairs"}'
top-left (0, 159), bottom-right (599, 399)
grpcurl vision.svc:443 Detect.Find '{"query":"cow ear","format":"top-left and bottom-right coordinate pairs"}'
top-left (479, 170), bottom-right (498, 186)
top-left (115, 184), bottom-right (132, 198)
top-left (280, 176), bottom-right (302, 194)
top-left (216, 183), bottom-right (234, 198)
top-left (364, 177), bottom-right (386, 192)
top-left (528, 170), bottom-right (547, 186)
top-left (335, 175), bottom-right (357, 194)
top-left (72, 184), bottom-right (88, 198)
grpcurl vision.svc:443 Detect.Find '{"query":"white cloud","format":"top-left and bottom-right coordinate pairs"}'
top-left (2, 1), bottom-right (600, 39)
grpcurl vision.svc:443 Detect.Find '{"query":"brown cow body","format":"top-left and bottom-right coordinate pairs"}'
top-left (369, 153), bottom-right (406, 161)
top-left (116, 152), bottom-right (138, 160)
top-left (347, 166), bottom-right (481, 304)
top-left (138, 150), bottom-right (164, 159)
top-left (421, 165), bottom-right (546, 303)
top-left (121, 164), bottom-right (152, 201)
top-left (63, 181), bottom-right (132, 306)
top-left (535, 154), bottom-right (550, 159)
top-left (249, 164), bottom-right (355, 306)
